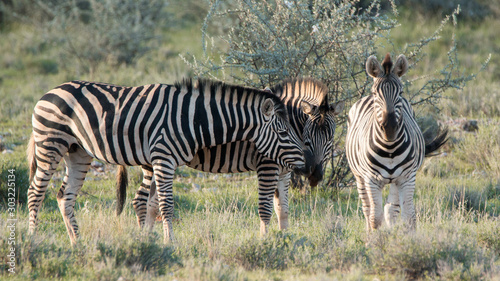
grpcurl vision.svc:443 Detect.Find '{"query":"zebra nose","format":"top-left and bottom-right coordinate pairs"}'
top-left (293, 164), bottom-right (308, 175)
top-left (381, 111), bottom-right (396, 126)
top-left (303, 149), bottom-right (314, 175)
top-left (381, 111), bottom-right (398, 138)
top-left (307, 163), bottom-right (323, 187)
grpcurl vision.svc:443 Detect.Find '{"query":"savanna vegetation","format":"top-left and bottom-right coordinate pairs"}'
top-left (0, 0), bottom-right (499, 280)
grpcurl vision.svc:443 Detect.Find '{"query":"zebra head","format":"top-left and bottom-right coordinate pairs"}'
top-left (366, 53), bottom-right (409, 142)
top-left (256, 95), bottom-right (308, 175)
top-left (301, 98), bottom-right (344, 186)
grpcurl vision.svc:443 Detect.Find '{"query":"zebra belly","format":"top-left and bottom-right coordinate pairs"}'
top-left (187, 141), bottom-right (258, 173)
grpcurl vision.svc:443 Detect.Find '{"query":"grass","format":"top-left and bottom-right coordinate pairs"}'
top-left (1, 1), bottom-right (499, 280)
top-left (1, 166), bottom-right (498, 280)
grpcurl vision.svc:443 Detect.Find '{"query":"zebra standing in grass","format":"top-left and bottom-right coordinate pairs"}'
top-left (118, 78), bottom-right (344, 235)
top-left (346, 54), bottom-right (447, 231)
top-left (27, 78), bottom-right (308, 244)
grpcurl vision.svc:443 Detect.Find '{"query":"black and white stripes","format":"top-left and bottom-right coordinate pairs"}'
top-left (346, 54), bottom-right (446, 231)
top-left (27, 79), bottom-right (306, 244)
top-left (128, 78), bottom-right (344, 235)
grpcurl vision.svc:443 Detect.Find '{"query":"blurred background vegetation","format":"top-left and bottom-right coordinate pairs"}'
top-left (0, 0), bottom-right (497, 189)
top-left (0, 0), bottom-right (499, 279)
top-left (0, 0), bottom-right (494, 181)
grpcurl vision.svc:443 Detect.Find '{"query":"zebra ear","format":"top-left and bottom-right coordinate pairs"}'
top-left (300, 100), bottom-right (318, 116)
top-left (263, 87), bottom-right (273, 94)
top-left (393, 54), bottom-right (409, 77)
top-left (331, 101), bottom-right (345, 116)
top-left (366, 55), bottom-right (383, 78)
top-left (262, 98), bottom-right (275, 121)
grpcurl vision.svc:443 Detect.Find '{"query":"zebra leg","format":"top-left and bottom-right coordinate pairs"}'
top-left (384, 183), bottom-right (400, 228)
top-left (56, 147), bottom-right (92, 245)
top-left (28, 141), bottom-right (67, 236)
top-left (399, 177), bottom-right (417, 229)
top-left (274, 172), bottom-right (291, 231)
top-left (355, 176), bottom-right (372, 231)
top-left (145, 179), bottom-right (159, 229)
top-left (152, 158), bottom-right (177, 243)
top-left (363, 180), bottom-right (384, 230)
top-left (132, 165), bottom-right (154, 228)
top-left (256, 164), bottom-right (280, 236)
top-left (366, 180), bottom-right (384, 230)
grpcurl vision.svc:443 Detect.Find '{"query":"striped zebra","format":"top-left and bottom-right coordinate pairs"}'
top-left (118, 78), bottom-right (344, 235)
top-left (345, 54), bottom-right (447, 231)
top-left (27, 78), bottom-right (308, 244)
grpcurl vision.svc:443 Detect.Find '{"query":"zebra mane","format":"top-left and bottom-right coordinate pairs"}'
top-left (382, 53), bottom-right (393, 76)
top-left (175, 78), bottom-right (288, 120)
top-left (271, 77), bottom-right (329, 107)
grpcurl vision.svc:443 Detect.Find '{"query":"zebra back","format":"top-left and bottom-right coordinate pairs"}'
top-left (188, 78), bottom-right (343, 185)
top-left (34, 79), bottom-right (304, 167)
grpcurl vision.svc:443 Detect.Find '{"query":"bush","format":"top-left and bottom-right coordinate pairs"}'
top-left (229, 232), bottom-right (313, 270)
top-left (445, 182), bottom-right (499, 216)
top-left (0, 161), bottom-right (30, 208)
top-left (398, 0), bottom-right (490, 20)
top-left (477, 223), bottom-right (500, 256)
top-left (29, 58), bottom-right (59, 75)
top-left (96, 239), bottom-right (180, 273)
top-left (455, 121), bottom-right (500, 177)
top-left (2, 0), bottom-right (166, 73)
top-left (184, 0), bottom-right (488, 189)
top-left (368, 227), bottom-right (494, 279)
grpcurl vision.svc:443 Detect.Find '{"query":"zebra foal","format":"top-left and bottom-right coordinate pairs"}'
top-left (346, 54), bottom-right (447, 231)
top-left (27, 78), bottom-right (307, 244)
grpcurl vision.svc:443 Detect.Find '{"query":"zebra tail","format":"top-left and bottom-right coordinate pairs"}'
top-left (27, 133), bottom-right (37, 183)
top-left (424, 127), bottom-right (449, 157)
top-left (116, 165), bottom-right (128, 216)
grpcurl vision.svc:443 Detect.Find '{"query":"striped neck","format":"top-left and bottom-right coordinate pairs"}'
top-left (271, 78), bottom-right (328, 135)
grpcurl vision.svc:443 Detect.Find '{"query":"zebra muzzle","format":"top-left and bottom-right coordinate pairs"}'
top-left (381, 111), bottom-right (399, 141)
top-left (307, 163), bottom-right (323, 187)
top-left (302, 149), bottom-right (314, 176)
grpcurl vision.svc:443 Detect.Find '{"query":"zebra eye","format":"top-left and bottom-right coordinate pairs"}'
top-left (304, 140), bottom-right (311, 147)
top-left (278, 129), bottom-right (288, 137)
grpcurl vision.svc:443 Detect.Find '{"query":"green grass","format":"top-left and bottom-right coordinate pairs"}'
top-left (1, 1), bottom-right (500, 280)
top-left (1, 167), bottom-right (498, 280)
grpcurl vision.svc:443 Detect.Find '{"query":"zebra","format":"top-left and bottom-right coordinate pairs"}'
top-left (345, 54), bottom-right (448, 231)
top-left (117, 78), bottom-right (345, 235)
top-left (27, 78), bottom-right (308, 244)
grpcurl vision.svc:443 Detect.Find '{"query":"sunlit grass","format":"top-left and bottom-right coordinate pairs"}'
top-left (1, 162), bottom-right (498, 280)
top-left (1, 1), bottom-right (499, 280)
